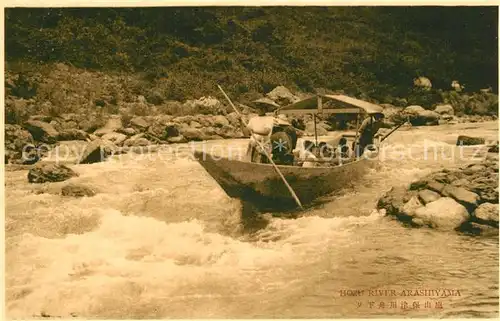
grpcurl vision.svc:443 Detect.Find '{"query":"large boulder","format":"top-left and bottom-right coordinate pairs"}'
top-left (77, 139), bottom-right (116, 164)
top-left (377, 186), bottom-right (417, 219)
top-left (442, 185), bottom-right (479, 212)
top-left (5, 124), bottom-right (35, 163)
top-left (402, 105), bottom-right (440, 126)
top-left (123, 134), bottom-right (151, 147)
top-left (456, 135), bottom-right (486, 146)
top-left (24, 120), bottom-right (59, 143)
top-left (412, 197), bottom-right (469, 231)
top-left (434, 104), bottom-right (454, 116)
top-left (473, 203), bottom-right (499, 227)
top-left (93, 115), bottom-right (123, 136)
top-left (61, 183), bottom-right (96, 197)
top-left (417, 189), bottom-right (441, 205)
top-left (129, 116), bottom-right (150, 130)
top-left (57, 129), bottom-right (89, 141)
top-left (381, 104), bottom-right (405, 124)
top-left (266, 86), bottom-right (300, 105)
top-left (28, 163), bottom-right (78, 183)
top-left (180, 127), bottom-right (206, 141)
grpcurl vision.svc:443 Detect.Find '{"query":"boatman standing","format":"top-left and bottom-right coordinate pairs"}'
top-left (238, 108), bottom-right (298, 165)
top-left (355, 112), bottom-right (385, 157)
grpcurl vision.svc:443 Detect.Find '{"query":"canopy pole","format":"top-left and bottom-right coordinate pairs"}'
top-left (217, 85), bottom-right (304, 210)
top-left (313, 113), bottom-right (318, 150)
top-left (353, 113), bottom-right (360, 159)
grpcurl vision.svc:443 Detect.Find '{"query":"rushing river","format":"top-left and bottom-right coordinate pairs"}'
top-left (5, 121), bottom-right (499, 319)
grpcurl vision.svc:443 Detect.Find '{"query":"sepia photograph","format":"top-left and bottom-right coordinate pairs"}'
top-left (3, 4), bottom-right (499, 319)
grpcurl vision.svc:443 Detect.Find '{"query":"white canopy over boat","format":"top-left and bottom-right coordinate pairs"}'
top-left (277, 94), bottom-right (384, 116)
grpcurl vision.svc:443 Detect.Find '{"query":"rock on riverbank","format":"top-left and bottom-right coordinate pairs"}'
top-left (377, 153), bottom-right (499, 235)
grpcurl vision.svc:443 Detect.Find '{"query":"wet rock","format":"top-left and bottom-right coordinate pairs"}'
top-left (456, 135), bottom-right (486, 146)
top-left (473, 203), bottom-right (499, 227)
top-left (463, 164), bottom-right (486, 175)
top-left (426, 180), bottom-right (445, 194)
top-left (451, 178), bottom-right (471, 187)
top-left (418, 189), bottom-right (441, 205)
top-left (377, 186), bottom-right (417, 219)
top-left (468, 176), bottom-right (499, 204)
top-left (77, 139), bottom-right (115, 164)
top-left (442, 185), bottom-right (479, 212)
top-left (61, 183), bottom-right (96, 197)
top-left (57, 129), bottom-right (89, 141)
top-left (101, 132), bottom-right (127, 146)
top-left (24, 120), bottom-right (59, 144)
top-left (401, 196), bottom-right (425, 218)
top-left (28, 163), bottom-right (78, 183)
top-left (413, 197), bottom-right (469, 231)
top-left (460, 222), bottom-right (499, 236)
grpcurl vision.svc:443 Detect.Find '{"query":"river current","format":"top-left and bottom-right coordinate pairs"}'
top-left (5, 121), bottom-right (499, 318)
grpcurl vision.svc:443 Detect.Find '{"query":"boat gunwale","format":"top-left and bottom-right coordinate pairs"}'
top-left (193, 150), bottom-right (373, 170)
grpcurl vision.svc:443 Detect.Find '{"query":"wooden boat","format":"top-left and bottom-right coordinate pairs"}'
top-left (194, 93), bottom-right (384, 211)
top-left (194, 150), bottom-right (376, 211)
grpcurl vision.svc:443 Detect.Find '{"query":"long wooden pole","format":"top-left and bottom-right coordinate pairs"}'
top-left (380, 121), bottom-right (407, 142)
top-left (217, 85), bottom-right (303, 209)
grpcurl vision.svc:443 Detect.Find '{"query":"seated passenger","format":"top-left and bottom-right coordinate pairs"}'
top-left (270, 131), bottom-right (294, 165)
top-left (337, 137), bottom-right (350, 159)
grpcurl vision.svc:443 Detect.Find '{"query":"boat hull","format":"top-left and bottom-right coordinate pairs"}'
top-left (193, 151), bottom-right (374, 211)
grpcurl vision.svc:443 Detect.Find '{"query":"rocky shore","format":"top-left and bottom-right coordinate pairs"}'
top-left (377, 151), bottom-right (499, 236)
top-left (6, 84), bottom-right (498, 166)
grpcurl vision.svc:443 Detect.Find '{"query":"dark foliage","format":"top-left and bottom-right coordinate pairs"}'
top-left (5, 7), bottom-right (498, 101)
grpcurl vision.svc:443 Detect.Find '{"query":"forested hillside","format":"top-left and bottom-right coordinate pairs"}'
top-left (5, 6), bottom-right (498, 103)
